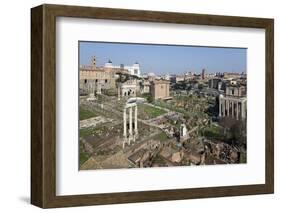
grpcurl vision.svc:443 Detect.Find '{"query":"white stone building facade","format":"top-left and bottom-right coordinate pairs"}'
top-left (104, 60), bottom-right (141, 77)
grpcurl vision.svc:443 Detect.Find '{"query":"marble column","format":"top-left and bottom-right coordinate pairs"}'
top-left (219, 98), bottom-right (222, 117)
top-left (129, 107), bottom-right (133, 144)
top-left (236, 101), bottom-right (239, 120)
top-left (222, 100), bottom-right (225, 117)
top-left (226, 99), bottom-right (229, 116)
top-left (231, 101), bottom-right (234, 117)
top-left (123, 108), bottom-right (127, 138)
top-left (134, 105), bottom-right (138, 135)
top-left (233, 101), bottom-right (235, 119)
top-left (117, 85), bottom-right (121, 100)
top-left (241, 101), bottom-right (245, 119)
top-left (221, 100), bottom-right (224, 117)
top-left (224, 100), bottom-right (227, 116)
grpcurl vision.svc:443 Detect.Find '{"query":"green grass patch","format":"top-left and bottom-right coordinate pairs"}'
top-left (166, 119), bottom-right (180, 130)
top-left (79, 152), bottom-right (89, 166)
top-left (153, 131), bottom-right (168, 141)
top-left (141, 93), bottom-right (153, 103)
top-left (201, 124), bottom-right (223, 139)
top-left (154, 95), bottom-right (209, 118)
top-left (79, 108), bottom-right (98, 120)
top-left (80, 128), bottom-right (93, 137)
top-left (79, 125), bottom-right (109, 138)
top-left (79, 145), bottom-right (90, 166)
top-left (239, 152), bottom-right (247, 163)
top-left (140, 105), bottom-right (166, 119)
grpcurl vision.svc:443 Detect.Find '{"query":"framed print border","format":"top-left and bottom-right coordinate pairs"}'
top-left (31, 4), bottom-right (274, 208)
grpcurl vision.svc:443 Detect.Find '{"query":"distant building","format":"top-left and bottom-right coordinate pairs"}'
top-left (104, 60), bottom-right (141, 77)
top-left (187, 71), bottom-right (194, 76)
top-left (176, 76), bottom-right (185, 82)
top-left (225, 84), bottom-right (246, 97)
top-left (150, 80), bottom-right (171, 100)
top-left (80, 56), bottom-right (130, 94)
top-left (208, 78), bottom-right (222, 90)
top-left (201, 69), bottom-right (206, 79)
top-left (223, 72), bottom-right (242, 79)
top-left (162, 74), bottom-right (171, 81)
top-left (218, 81), bottom-right (223, 91)
top-left (147, 72), bottom-right (156, 82)
top-left (207, 73), bottom-right (216, 78)
top-left (170, 75), bottom-right (185, 83)
top-left (140, 79), bottom-right (151, 94)
top-left (219, 84), bottom-right (247, 120)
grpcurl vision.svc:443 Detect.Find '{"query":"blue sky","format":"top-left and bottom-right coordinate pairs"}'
top-left (79, 41), bottom-right (246, 75)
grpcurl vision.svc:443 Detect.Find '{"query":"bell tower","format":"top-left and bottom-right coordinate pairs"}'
top-left (91, 56), bottom-right (96, 69)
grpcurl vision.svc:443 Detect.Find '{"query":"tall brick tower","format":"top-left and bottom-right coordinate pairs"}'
top-left (91, 56), bottom-right (96, 69)
top-left (201, 68), bottom-right (205, 79)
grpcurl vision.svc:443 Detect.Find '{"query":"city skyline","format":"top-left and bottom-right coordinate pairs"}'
top-left (79, 41), bottom-right (247, 75)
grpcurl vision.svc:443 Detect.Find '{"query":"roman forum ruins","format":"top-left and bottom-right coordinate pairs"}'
top-left (79, 53), bottom-right (247, 170)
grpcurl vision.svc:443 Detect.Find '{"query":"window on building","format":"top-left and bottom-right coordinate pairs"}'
top-left (134, 69), bottom-right (138, 74)
top-left (84, 79), bottom-right (87, 84)
top-left (105, 79), bottom-right (108, 83)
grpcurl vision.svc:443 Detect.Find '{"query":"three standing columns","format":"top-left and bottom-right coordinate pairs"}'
top-left (123, 105), bottom-right (138, 148)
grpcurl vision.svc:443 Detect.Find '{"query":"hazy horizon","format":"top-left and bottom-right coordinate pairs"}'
top-left (79, 41), bottom-right (247, 75)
